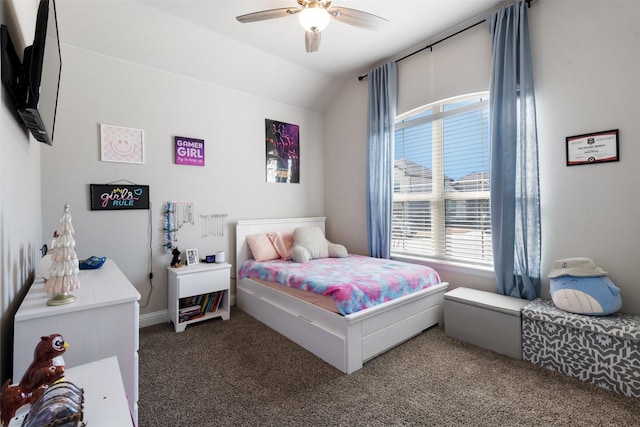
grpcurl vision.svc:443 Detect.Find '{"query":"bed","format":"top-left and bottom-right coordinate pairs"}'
top-left (235, 217), bottom-right (449, 374)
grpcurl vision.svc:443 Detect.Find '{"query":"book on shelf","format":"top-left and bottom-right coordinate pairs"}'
top-left (179, 296), bottom-right (197, 309)
top-left (179, 303), bottom-right (201, 317)
top-left (178, 290), bottom-right (226, 322)
top-left (180, 313), bottom-right (204, 322)
top-left (215, 291), bottom-right (224, 311)
top-left (179, 308), bottom-right (204, 322)
top-left (200, 293), bottom-right (210, 312)
top-left (205, 293), bottom-right (215, 312)
top-left (179, 305), bottom-right (200, 319)
top-left (210, 291), bottom-right (221, 312)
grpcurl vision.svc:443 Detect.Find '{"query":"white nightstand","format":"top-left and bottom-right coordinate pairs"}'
top-left (167, 262), bottom-right (231, 332)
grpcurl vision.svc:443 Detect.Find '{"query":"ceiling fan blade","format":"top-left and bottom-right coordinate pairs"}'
top-left (236, 7), bottom-right (300, 24)
top-left (327, 7), bottom-right (388, 30)
top-left (305, 31), bottom-right (321, 53)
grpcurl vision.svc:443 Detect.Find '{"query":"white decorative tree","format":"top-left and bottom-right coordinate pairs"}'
top-left (45, 203), bottom-right (80, 305)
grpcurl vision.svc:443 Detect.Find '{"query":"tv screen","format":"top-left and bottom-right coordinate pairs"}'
top-left (0, 0), bottom-right (61, 145)
top-left (19, 0), bottom-right (61, 146)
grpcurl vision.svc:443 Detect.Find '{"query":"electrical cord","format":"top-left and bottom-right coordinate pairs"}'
top-left (140, 201), bottom-right (154, 308)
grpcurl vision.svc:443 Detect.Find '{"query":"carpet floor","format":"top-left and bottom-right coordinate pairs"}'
top-left (138, 307), bottom-right (639, 426)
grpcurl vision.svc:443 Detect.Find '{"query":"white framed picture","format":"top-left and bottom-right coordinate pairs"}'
top-left (186, 248), bottom-right (199, 266)
top-left (100, 124), bottom-right (145, 164)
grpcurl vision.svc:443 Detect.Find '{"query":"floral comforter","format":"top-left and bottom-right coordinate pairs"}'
top-left (238, 254), bottom-right (441, 315)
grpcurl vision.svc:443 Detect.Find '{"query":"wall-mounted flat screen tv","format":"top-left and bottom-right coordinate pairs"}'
top-left (1, 0), bottom-right (61, 145)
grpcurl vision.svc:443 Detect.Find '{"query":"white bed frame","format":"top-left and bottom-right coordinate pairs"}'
top-left (235, 217), bottom-right (449, 374)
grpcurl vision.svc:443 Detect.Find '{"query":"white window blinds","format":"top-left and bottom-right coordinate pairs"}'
top-left (392, 93), bottom-right (492, 266)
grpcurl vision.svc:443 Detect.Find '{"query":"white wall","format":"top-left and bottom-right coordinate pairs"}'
top-left (41, 44), bottom-right (325, 317)
top-left (325, 0), bottom-right (640, 314)
top-left (0, 0), bottom-right (42, 382)
top-left (323, 77), bottom-right (369, 256)
top-left (531, 0), bottom-right (640, 313)
top-left (396, 23), bottom-right (491, 116)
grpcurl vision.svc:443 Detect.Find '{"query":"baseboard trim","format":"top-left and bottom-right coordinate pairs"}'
top-left (139, 310), bottom-right (168, 328)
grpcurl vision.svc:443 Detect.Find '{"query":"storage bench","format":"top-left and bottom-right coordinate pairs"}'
top-left (522, 298), bottom-right (640, 398)
top-left (444, 287), bottom-right (529, 359)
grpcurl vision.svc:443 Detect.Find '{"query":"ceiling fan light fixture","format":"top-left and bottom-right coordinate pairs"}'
top-left (298, 6), bottom-right (330, 33)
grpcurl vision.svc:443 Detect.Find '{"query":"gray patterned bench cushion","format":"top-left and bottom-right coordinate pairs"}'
top-left (522, 298), bottom-right (640, 341)
top-left (521, 298), bottom-right (640, 398)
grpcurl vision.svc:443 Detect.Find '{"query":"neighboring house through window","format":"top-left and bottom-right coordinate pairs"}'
top-left (392, 92), bottom-right (492, 267)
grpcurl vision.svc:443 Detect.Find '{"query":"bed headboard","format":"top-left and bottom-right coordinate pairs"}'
top-left (235, 217), bottom-right (326, 277)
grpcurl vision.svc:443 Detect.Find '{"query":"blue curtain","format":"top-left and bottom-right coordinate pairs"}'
top-left (488, 0), bottom-right (541, 299)
top-left (366, 62), bottom-right (398, 258)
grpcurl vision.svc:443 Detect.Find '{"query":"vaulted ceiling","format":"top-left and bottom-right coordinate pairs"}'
top-left (56, 0), bottom-right (505, 112)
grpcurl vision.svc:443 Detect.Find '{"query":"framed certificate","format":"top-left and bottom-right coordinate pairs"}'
top-left (566, 129), bottom-right (619, 166)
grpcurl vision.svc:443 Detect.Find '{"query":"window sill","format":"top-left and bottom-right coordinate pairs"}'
top-left (391, 254), bottom-right (495, 280)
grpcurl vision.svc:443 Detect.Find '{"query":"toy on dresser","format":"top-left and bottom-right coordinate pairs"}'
top-left (171, 247), bottom-right (182, 268)
top-left (0, 334), bottom-right (68, 427)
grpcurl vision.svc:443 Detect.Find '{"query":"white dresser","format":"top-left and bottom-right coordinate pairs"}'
top-left (13, 260), bottom-right (140, 424)
top-left (10, 356), bottom-right (132, 426)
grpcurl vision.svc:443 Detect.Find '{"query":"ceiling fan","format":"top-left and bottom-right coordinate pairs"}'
top-left (236, 0), bottom-right (388, 53)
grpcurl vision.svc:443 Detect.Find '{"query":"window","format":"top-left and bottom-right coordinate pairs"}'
top-left (392, 92), bottom-right (492, 266)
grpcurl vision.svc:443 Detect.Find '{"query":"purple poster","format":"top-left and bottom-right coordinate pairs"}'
top-left (265, 119), bottom-right (299, 183)
top-left (175, 136), bottom-right (205, 166)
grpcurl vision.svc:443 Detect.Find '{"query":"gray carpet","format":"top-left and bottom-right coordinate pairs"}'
top-left (138, 307), bottom-right (639, 426)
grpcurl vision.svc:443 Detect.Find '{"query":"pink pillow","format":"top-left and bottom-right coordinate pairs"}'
top-left (268, 231), bottom-right (294, 260)
top-left (246, 233), bottom-right (279, 261)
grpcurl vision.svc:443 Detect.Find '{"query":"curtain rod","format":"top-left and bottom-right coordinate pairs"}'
top-left (357, 0), bottom-right (535, 81)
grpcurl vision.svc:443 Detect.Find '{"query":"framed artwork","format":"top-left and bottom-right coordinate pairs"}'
top-left (100, 124), bottom-right (145, 164)
top-left (566, 129), bottom-right (619, 166)
top-left (175, 136), bottom-right (205, 166)
top-left (186, 248), bottom-right (199, 266)
top-left (265, 119), bottom-right (299, 183)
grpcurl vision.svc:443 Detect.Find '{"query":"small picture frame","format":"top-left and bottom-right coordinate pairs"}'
top-left (566, 129), bottom-right (619, 166)
top-left (100, 124), bottom-right (145, 164)
top-left (186, 249), bottom-right (199, 266)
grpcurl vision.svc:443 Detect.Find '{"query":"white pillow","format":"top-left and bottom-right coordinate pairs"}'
top-left (293, 226), bottom-right (328, 261)
top-left (291, 226), bottom-right (348, 263)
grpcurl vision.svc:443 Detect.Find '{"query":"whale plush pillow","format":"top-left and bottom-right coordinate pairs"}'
top-left (550, 275), bottom-right (622, 316)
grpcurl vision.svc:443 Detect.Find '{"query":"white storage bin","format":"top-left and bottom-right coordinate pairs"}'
top-left (444, 287), bottom-right (529, 359)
